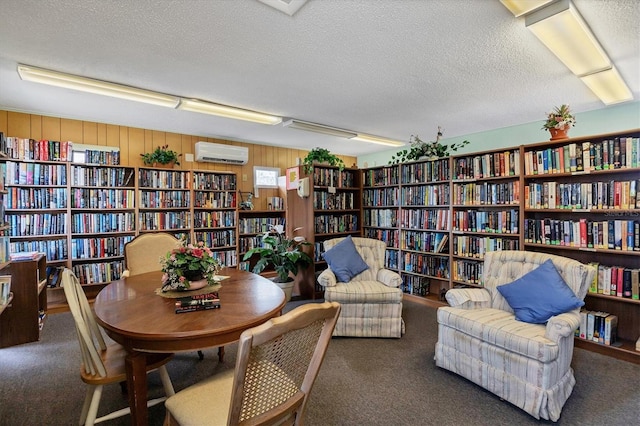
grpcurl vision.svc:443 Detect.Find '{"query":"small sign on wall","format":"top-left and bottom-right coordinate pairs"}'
top-left (286, 166), bottom-right (300, 190)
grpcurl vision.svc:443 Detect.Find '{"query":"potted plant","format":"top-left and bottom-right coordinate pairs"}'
top-left (389, 128), bottom-right (470, 164)
top-left (140, 144), bottom-right (182, 167)
top-left (542, 104), bottom-right (576, 140)
top-left (160, 239), bottom-right (222, 292)
top-left (302, 147), bottom-right (345, 173)
top-left (243, 224), bottom-right (312, 302)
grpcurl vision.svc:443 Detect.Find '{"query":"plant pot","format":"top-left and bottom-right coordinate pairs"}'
top-left (186, 279), bottom-right (208, 291)
top-left (549, 127), bottom-right (569, 141)
top-left (271, 278), bottom-right (294, 303)
top-left (153, 161), bottom-right (175, 169)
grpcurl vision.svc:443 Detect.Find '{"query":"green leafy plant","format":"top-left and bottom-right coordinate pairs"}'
top-left (542, 104), bottom-right (576, 130)
top-left (243, 225), bottom-right (312, 283)
top-left (389, 134), bottom-right (470, 165)
top-left (140, 144), bottom-right (182, 166)
top-left (160, 239), bottom-right (221, 292)
top-left (302, 147), bottom-right (345, 173)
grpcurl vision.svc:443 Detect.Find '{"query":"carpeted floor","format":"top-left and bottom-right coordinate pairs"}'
top-left (0, 299), bottom-right (638, 425)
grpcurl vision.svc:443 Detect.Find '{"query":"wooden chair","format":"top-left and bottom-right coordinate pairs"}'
top-left (164, 301), bottom-right (341, 426)
top-left (61, 268), bottom-right (175, 425)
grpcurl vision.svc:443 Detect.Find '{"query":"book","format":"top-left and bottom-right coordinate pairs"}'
top-left (175, 291), bottom-right (220, 308)
top-left (175, 303), bottom-right (221, 314)
top-left (604, 315), bottom-right (618, 346)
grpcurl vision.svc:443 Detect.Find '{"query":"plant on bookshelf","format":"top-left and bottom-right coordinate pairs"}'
top-left (302, 147), bottom-right (345, 173)
top-left (389, 128), bottom-right (469, 164)
top-left (140, 144), bottom-right (181, 167)
top-left (542, 104), bottom-right (576, 141)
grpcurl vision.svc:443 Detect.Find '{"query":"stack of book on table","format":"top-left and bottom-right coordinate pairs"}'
top-left (175, 292), bottom-right (220, 314)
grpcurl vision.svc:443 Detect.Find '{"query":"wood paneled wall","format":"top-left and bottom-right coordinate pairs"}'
top-left (0, 110), bottom-right (356, 210)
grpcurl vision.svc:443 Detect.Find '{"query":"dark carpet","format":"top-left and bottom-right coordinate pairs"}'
top-left (0, 299), bottom-right (637, 425)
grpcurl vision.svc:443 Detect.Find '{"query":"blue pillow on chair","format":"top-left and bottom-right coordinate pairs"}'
top-left (497, 259), bottom-right (584, 324)
top-left (322, 236), bottom-right (369, 283)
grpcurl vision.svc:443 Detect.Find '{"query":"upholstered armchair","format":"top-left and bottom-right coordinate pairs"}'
top-left (435, 251), bottom-right (595, 422)
top-left (318, 236), bottom-right (404, 338)
top-left (122, 233), bottom-right (181, 277)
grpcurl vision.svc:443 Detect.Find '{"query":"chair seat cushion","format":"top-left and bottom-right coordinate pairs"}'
top-left (437, 307), bottom-right (559, 362)
top-left (324, 281), bottom-right (403, 304)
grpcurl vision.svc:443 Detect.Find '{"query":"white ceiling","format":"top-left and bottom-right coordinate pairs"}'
top-left (0, 0), bottom-right (638, 157)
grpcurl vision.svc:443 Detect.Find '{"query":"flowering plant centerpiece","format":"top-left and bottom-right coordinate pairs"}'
top-left (160, 240), bottom-right (221, 292)
top-left (542, 104), bottom-right (576, 130)
top-left (243, 225), bottom-right (312, 283)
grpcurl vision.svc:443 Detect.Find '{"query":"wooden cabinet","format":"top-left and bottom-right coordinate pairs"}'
top-left (0, 254), bottom-right (47, 347)
top-left (287, 165), bottom-right (362, 299)
top-left (522, 129), bottom-right (640, 363)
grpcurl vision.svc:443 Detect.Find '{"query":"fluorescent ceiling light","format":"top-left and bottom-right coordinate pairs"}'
top-left (17, 64), bottom-right (180, 108)
top-left (350, 134), bottom-right (405, 147)
top-left (500, 0), bottom-right (554, 17)
top-left (178, 99), bottom-right (282, 125)
top-left (580, 67), bottom-right (633, 105)
top-left (283, 119), bottom-right (357, 138)
top-left (525, 0), bottom-right (610, 76)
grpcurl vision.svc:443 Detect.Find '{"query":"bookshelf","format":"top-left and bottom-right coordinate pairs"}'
top-left (192, 170), bottom-right (238, 267)
top-left (238, 207), bottom-right (286, 274)
top-left (522, 129), bottom-right (640, 364)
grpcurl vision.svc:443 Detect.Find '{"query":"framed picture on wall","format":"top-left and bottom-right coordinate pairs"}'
top-left (286, 166), bottom-right (300, 190)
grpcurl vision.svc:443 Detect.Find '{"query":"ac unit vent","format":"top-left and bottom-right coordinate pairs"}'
top-left (195, 142), bottom-right (248, 165)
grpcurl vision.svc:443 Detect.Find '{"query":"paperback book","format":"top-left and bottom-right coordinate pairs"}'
top-left (175, 292), bottom-right (220, 314)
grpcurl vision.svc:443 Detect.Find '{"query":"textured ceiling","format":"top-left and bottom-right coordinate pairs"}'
top-left (0, 0), bottom-right (638, 157)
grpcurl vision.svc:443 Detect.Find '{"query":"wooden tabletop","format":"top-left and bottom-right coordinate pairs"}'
top-left (94, 268), bottom-right (286, 352)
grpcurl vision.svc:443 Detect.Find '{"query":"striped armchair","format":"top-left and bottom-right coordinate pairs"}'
top-left (435, 251), bottom-right (595, 422)
top-left (318, 237), bottom-right (404, 338)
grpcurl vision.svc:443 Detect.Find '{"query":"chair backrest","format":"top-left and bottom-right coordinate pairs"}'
top-left (61, 268), bottom-right (108, 378)
top-left (323, 237), bottom-right (385, 281)
top-left (483, 250), bottom-right (595, 311)
top-left (228, 301), bottom-right (340, 426)
top-left (124, 233), bottom-right (180, 276)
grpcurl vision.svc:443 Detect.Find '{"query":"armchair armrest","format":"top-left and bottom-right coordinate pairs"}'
top-left (377, 269), bottom-right (402, 288)
top-left (545, 311), bottom-right (580, 342)
top-left (318, 269), bottom-right (337, 287)
top-left (445, 288), bottom-right (491, 309)
top-left (121, 270), bottom-right (130, 278)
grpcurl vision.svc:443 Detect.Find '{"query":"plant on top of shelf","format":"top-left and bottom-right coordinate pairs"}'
top-left (140, 144), bottom-right (182, 166)
top-left (542, 104), bottom-right (576, 131)
top-left (302, 147), bottom-right (345, 173)
top-left (389, 127), bottom-right (469, 164)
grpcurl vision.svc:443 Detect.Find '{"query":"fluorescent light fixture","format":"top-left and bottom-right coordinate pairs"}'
top-left (580, 66), bottom-right (633, 105)
top-left (283, 119), bottom-right (357, 138)
top-left (350, 134), bottom-right (405, 147)
top-left (17, 64), bottom-right (180, 108)
top-left (500, 0), bottom-right (554, 17)
top-left (178, 99), bottom-right (282, 125)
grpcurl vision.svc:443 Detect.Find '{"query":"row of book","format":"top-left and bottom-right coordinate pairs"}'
top-left (524, 218), bottom-right (639, 251)
top-left (71, 188), bottom-right (135, 209)
top-left (401, 184), bottom-right (450, 206)
top-left (239, 235), bottom-right (267, 253)
top-left (452, 209), bottom-right (519, 234)
top-left (194, 231), bottom-right (236, 249)
top-left (192, 172), bottom-right (237, 191)
top-left (313, 191), bottom-right (356, 210)
top-left (363, 228), bottom-right (399, 248)
top-left (588, 263), bottom-right (639, 299)
top-left (140, 190), bottom-right (191, 208)
top-left (83, 149), bottom-right (121, 166)
top-left (70, 236), bottom-right (135, 260)
top-left (238, 217), bottom-right (285, 234)
top-left (400, 208), bottom-right (449, 231)
top-left (71, 213), bottom-right (136, 234)
top-left (452, 259), bottom-right (483, 285)
top-left (3, 161), bottom-right (68, 186)
top-left (363, 187), bottom-right (399, 207)
top-left (10, 238), bottom-right (67, 261)
top-left (193, 211), bottom-right (236, 228)
top-left (524, 180), bottom-right (639, 210)
top-left (453, 149), bottom-right (521, 180)
top-left (5, 187), bottom-right (68, 209)
top-left (4, 138), bottom-right (73, 162)
top-left (452, 181), bottom-right (520, 206)
top-left (523, 137), bottom-right (640, 176)
top-left (363, 208), bottom-right (398, 228)
top-left (0, 236), bottom-right (9, 263)
top-left (401, 158), bottom-right (450, 184)
top-left (193, 191), bottom-right (236, 209)
top-left (401, 231), bottom-right (448, 254)
top-left (363, 166), bottom-right (400, 187)
top-left (71, 165), bottom-right (132, 187)
top-left (403, 253), bottom-right (449, 278)
top-left (384, 248), bottom-right (399, 270)
top-left (452, 235), bottom-right (520, 259)
top-left (6, 213), bottom-right (67, 236)
top-left (401, 274), bottom-right (430, 296)
top-left (138, 169), bottom-right (190, 189)
top-left (314, 214), bottom-right (359, 234)
top-left (138, 212), bottom-right (192, 231)
top-left (73, 260), bottom-right (125, 285)
top-left (210, 250), bottom-right (237, 268)
top-left (312, 168), bottom-right (357, 188)
top-left (577, 310), bottom-right (618, 346)
top-left (266, 197), bottom-right (284, 211)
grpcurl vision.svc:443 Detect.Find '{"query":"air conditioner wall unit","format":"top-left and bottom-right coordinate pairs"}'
top-left (195, 141), bottom-right (248, 165)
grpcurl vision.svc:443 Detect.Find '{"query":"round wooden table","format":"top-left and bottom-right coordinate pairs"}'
top-left (94, 268), bottom-right (286, 426)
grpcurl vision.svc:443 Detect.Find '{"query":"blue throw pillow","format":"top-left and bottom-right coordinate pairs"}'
top-left (496, 259), bottom-right (584, 324)
top-left (322, 236), bottom-right (369, 283)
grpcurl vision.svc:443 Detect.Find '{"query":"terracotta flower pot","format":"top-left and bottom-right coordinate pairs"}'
top-left (549, 127), bottom-right (569, 141)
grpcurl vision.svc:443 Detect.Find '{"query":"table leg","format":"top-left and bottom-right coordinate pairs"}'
top-left (125, 351), bottom-right (149, 426)
top-left (218, 346), bottom-right (225, 362)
